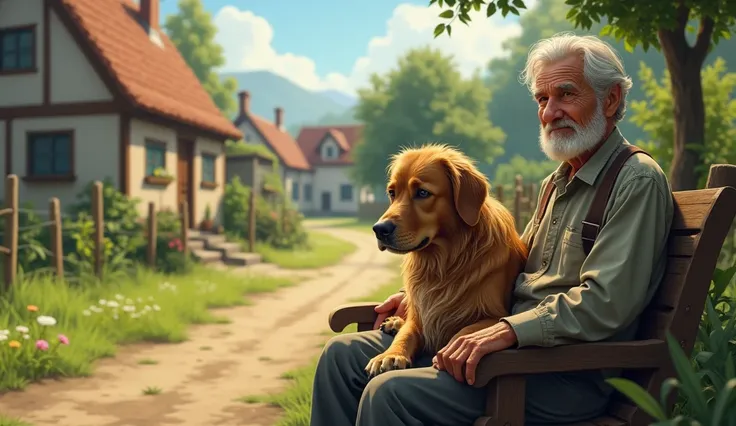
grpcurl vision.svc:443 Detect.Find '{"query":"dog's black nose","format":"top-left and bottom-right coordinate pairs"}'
top-left (373, 221), bottom-right (396, 240)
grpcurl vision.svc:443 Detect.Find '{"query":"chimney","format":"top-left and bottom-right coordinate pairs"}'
top-left (275, 107), bottom-right (284, 130)
top-left (238, 91), bottom-right (250, 116)
top-left (139, 0), bottom-right (159, 31)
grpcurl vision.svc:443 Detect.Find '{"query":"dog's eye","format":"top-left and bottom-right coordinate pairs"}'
top-left (387, 189), bottom-right (395, 199)
top-left (415, 189), bottom-right (431, 199)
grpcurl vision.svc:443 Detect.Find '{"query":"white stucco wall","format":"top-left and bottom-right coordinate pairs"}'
top-left (284, 169), bottom-right (314, 211)
top-left (7, 114), bottom-right (120, 210)
top-left (0, 0), bottom-right (43, 107)
top-left (129, 118), bottom-right (178, 219)
top-left (313, 166), bottom-right (358, 213)
top-left (193, 137), bottom-right (225, 225)
top-left (49, 9), bottom-right (111, 103)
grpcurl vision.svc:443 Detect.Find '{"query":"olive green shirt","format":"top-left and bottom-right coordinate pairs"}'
top-left (502, 127), bottom-right (674, 348)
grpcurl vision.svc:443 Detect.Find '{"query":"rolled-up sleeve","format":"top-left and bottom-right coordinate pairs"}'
top-left (502, 173), bottom-right (672, 348)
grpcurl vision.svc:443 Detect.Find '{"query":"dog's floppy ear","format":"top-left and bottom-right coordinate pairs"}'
top-left (445, 159), bottom-right (489, 226)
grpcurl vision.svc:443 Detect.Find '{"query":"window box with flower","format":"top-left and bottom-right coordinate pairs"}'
top-left (144, 167), bottom-right (175, 187)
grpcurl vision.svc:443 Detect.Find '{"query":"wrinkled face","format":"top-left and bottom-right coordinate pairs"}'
top-left (534, 54), bottom-right (607, 161)
top-left (372, 152), bottom-right (460, 254)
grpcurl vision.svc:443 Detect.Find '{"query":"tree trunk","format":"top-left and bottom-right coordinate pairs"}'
top-left (657, 11), bottom-right (714, 191)
top-left (667, 61), bottom-right (705, 191)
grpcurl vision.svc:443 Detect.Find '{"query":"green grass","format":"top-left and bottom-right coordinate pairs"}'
top-left (142, 385), bottom-right (163, 395)
top-left (0, 265), bottom-right (293, 392)
top-left (303, 217), bottom-right (376, 235)
top-left (239, 272), bottom-right (403, 426)
top-left (256, 230), bottom-right (358, 269)
top-left (0, 415), bottom-right (32, 426)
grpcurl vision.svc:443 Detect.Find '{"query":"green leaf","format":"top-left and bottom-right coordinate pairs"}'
top-left (665, 332), bottom-right (712, 423)
top-left (511, 0), bottom-right (525, 8)
top-left (472, 1), bottom-right (481, 12)
top-left (433, 23), bottom-right (446, 37)
top-left (486, 2), bottom-right (497, 17)
top-left (447, 24), bottom-right (452, 37)
top-left (659, 377), bottom-right (680, 413)
top-left (605, 378), bottom-right (668, 420)
top-left (439, 9), bottom-right (454, 18)
top-left (712, 378), bottom-right (736, 426)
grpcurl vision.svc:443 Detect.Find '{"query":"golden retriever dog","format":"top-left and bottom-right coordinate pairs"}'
top-left (365, 144), bottom-right (528, 377)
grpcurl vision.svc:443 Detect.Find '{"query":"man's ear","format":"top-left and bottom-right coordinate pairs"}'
top-left (446, 160), bottom-right (488, 226)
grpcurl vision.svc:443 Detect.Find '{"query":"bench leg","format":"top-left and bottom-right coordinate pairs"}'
top-left (474, 375), bottom-right (526, 426)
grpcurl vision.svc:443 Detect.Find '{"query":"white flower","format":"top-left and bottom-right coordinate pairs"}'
top-left (152, 305), bottom-right (161, 311)
top-left (122, 305), bottom-right (135, 313)
top-left (144, 305), bottom-right (152, 311)
top-left (147, 296), bottom-right (154, 301)
top-left (130, 313), bottom-right (140, 319)
top-left (83, 310), bottom-right (91, 316)
top-left (99, 299), bottom-right (107, 305)
top-left (106, 301), bottom-right (119, 308)
top-left (23, 334), bottom-right (30, 340)
top-left (37, 316), bottom-right (57, 326)
top-left (137, 297), bottom-right (143, 302)
top-left (15, 326), bottom-right (29, 333)
top-left (113, 314), bottom-right (119, 320)
top-left (0, 334), bottom-right (7, 341)
top-left (0, 329), bottom-right (9, 335)
top-left (115, 294), bottom-right (124, 301)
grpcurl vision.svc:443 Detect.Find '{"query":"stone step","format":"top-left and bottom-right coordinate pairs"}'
top-left (223, 252), bottom-right (262, 266)
top-left (206, 241), bottom-right (242, 254)
top-left (187, 240), bottom-right (205, 250)
top-left (191, 248), bottom-right (222, 264)
top-left (189, 232), bottom-right (227, 245)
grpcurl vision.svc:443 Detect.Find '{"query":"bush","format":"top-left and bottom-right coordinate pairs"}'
top-left (223, 176), bottom-right (308, 249)
top-left (607, 262), bottom-right (736, 425)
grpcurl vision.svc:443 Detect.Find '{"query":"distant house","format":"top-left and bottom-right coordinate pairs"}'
top-left (231, 91), bottom-right (367, 215)
top-left (0, 0), bottom-right (241, 227)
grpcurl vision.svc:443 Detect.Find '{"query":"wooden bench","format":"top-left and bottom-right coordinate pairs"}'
top-left (327, 164), bottom-right (736, 426)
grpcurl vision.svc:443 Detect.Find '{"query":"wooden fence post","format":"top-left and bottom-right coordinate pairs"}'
top-left (514, 175), bottom-right (523, 232)
top-left (92, 181), bottom-right (103, 279)
top-left (495, 184), bottom-right (504, 204)
top-left (147, 202), bottom-right (157, 269)
top-left (248, 190), bottom-right (256, 252)
top-left (49, 197), bottom-right (63, 279)
top-left (180, 201), bottom-right (189, 258)
top-left (2, 175), bottom-right (18, 290)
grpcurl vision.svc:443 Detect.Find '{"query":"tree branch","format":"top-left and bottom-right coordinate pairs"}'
top-left (692, 16), bottom-right (715, 64)
top-left (657, 1), bottom-right (691, 71)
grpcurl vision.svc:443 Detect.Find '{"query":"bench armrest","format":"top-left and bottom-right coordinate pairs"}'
top-left (329, 302), bottom-right (380, 332)
top-left (472, 339), bottom-right (667, 388)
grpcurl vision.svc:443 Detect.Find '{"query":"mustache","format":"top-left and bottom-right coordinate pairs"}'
top-left (545, 119), bottom-right (580, 132)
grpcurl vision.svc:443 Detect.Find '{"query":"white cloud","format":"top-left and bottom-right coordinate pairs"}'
top-left (214, 2), bottom-right (537, 96)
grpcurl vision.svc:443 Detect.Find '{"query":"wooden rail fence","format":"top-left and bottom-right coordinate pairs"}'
top-left (0, 175), bottom-right (190, 290)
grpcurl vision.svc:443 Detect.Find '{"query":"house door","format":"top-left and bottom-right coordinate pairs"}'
top-left (177, 139), bottom-right (195, 228)
top-left (321, 191), bottom-right (331, 212)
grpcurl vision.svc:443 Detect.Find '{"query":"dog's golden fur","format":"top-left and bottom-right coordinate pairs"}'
top-left (365, 144), bottom-right (528, 376)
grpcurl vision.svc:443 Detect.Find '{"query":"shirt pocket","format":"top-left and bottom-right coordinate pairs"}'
top-left (559, 227), bottom-right (587, 274)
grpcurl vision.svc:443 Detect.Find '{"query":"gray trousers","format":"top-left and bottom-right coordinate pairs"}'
top-left (310, 330), bottom-right (611, 426)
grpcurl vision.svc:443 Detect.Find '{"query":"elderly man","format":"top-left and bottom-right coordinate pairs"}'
top-left (310, 33), bottom-right (674, 426)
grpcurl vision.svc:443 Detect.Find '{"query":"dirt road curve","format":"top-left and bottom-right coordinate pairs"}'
top-left (0, 226), bottom-right (397, 426)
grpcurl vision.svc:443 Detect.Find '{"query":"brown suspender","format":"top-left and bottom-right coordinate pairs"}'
top-left (529, 145), bottom-right (651, 256)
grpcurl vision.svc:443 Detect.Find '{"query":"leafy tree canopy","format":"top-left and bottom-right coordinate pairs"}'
top-left (351, 47), bottom-right (505, 188)
top-left (164, 0), bottom-right (237, 117)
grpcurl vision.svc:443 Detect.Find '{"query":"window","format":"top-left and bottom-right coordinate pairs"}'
top-left (291, 181), bottom-right (300, 201)
top-left (325, 145), bottom-right (335, 159)
top-left (0, 26), bottom-right (35, 73)
top-left (202, 153), bottom-right (216, 183)
top-left (145, 140), bottom-right (166, 176)
top-left (304, 184), bottom-right (313, 202)
top-left (27, 131), bottom-right (73, 178)
top-left (340, 184), bottom-right (353, 202)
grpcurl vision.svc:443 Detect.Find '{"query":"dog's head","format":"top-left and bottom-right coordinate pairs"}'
top-left (373, 144), bottom-right (490, 254)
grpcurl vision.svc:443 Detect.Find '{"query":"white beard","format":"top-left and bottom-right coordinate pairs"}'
top-left (539, 102), bottom-right (607, 162)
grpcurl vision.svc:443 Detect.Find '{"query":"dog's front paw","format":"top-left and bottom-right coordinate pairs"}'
top-left (379, 316), bottom-right (405, 336)
top-left (365, 352), bottom-right (412, 377)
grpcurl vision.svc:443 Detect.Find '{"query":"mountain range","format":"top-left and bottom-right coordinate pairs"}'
top-left (219, 70), bottom-right (360, 135)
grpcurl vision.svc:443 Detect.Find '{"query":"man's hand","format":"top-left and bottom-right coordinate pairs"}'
top-left (432, 321), bottom-right (518, 385)
top-left (373, 292), bottom-right (407, 330)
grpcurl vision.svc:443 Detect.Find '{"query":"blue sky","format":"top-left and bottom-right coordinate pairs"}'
top-left (158, 0), bottom-right (533, 95)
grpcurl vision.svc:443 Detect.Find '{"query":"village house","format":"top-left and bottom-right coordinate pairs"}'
top-left (0, 0), bottom-right (241, 227)
top-left (231, 91), bottom-right (367, 215)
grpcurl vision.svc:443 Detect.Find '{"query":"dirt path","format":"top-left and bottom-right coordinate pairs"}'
top-left (0, 226), bottom-right (396, 426)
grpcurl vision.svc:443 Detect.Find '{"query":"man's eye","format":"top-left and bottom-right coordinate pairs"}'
top-left (416, 189), bottom-right (431, 198)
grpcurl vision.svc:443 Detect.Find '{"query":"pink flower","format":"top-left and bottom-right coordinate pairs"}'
top-left (58, 334), bottom-right (69, 345)
top-left (36, 339), bottom-right (49, 351)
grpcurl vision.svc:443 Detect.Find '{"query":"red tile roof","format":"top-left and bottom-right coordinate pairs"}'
top-left (236, 114), bottom-right (311, 171)
top-left (58, 0), bottom-right (241, 140)
top-left (295, 125), bottom-right (364, 166)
